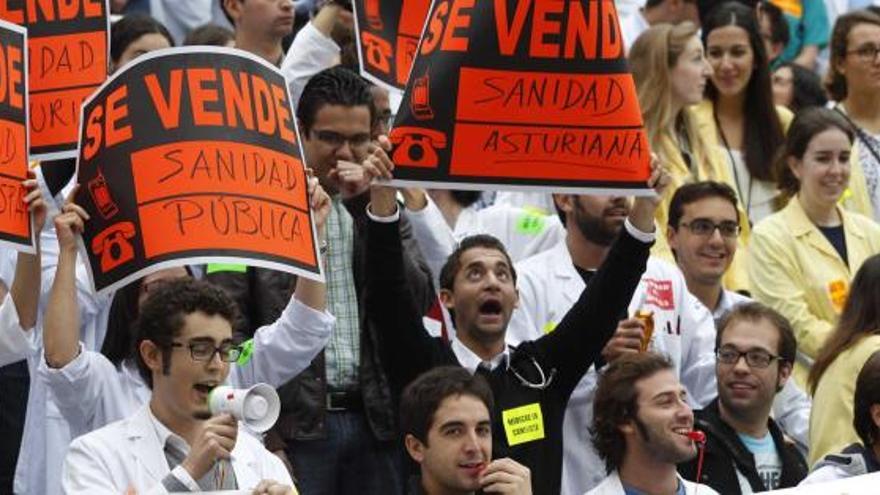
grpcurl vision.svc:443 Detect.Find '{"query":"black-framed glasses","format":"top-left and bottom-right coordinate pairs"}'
top-left (679, 219), bottom-right (741, 238)
top-left (716, 346), bottom-right (783, 369)
top-left (170, 341), bottom-right (242, 363)
top-left (846, 43), bottom-right (880, 63)
top-left (311, 129), bottom-right (371, 150)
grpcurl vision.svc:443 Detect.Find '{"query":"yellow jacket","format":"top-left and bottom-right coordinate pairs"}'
top-left (750, 198), bottom-right (880, 385)
top-left (809, 335), bottom-right (880, 466)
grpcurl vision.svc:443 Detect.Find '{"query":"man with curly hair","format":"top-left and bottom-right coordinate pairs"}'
top-left (589, 353), bottom-right (718, 495)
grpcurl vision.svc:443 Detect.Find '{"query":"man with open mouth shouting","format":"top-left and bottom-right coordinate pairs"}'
top-left (365, 161), bottom-right (669, 494)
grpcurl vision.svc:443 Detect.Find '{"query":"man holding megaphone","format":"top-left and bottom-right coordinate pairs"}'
top-left (62, 279), bottom-right (297, 494)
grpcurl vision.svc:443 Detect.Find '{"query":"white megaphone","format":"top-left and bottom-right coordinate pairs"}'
top-left (208, 384), bottom-right (281, 433)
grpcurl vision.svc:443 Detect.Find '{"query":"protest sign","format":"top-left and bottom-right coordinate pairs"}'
top-left (75, 47), bottom-right (322, 295)
top-left (353, 0), bottom-right (431, 92)
top-left (0, 0), bottom-right (110, 161)
top-left (0, 19), bottom-right (32, 252)
top-left (389, 0), bottom-right (651, 194)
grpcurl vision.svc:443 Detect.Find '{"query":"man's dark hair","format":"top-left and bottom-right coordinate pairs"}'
top-left (297, 66), bottom-right (375, 135)
top-left (759, 1), bottom-right (790, 47)
top-left (110, 14), bottom-right (174, 65)
top-left (716, 302), bottom-right (798, 365)
top-left (184, 23), bottom-right (235, 46)
top-left (438, 234), bottom-right (517, 292)
top-left (854, 351), bottom-right (880, 449)
top-left (134, 278), bottom-right (237, 388)
top-left (592, 353), bottom-right (674, 473)
top-left (667, 181), bottom-right (740, 229)
top-left (399, 366), bottom-right (494, 445)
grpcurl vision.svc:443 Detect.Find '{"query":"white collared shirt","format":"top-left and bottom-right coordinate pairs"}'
top-left (450, 338), bottom-right (509, 374)
top-left (146, 405), bottom-right (201, 491)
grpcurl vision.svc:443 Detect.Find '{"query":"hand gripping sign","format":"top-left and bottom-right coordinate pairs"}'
top-left (0, 0), bottom-right (110, 161)
top-left (389, 0), bottom-right (652, 195)
top-left (75, 47), bottom-right (323, 295)
top-left (0, 19), bottom-right (32, 253)
top-left (353, 0), bottom-right (432, 92)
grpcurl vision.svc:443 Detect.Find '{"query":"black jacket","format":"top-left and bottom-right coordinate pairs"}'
top-left (679, 399), bottom-right (808, 493)
top-left (367, 216), bottom-right (650, 495)
top-left (206, 193), bottom-right (434, 442)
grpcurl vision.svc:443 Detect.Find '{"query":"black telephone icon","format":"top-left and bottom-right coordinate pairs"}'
top-left (390, 127), bottom-right (447, 168)
top-left (91, 221), bottom-right (136, 273)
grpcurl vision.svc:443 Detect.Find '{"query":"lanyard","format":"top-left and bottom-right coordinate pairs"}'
top-left (834, 104), bottom-right (880, 168)
top-left (713, 109), bottom-right (754, 218)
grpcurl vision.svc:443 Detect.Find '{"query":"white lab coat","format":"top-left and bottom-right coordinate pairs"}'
top-left (586, 471), bottom-right (719, 495)
top-left (34, 292), bottom-right (331, 495)
top-left (506, 241), bottom-right (718, 494)
top-left (404, 197), bottom-right (564, 290)
top-left (13, 220), bottom-right (114, 495)
top-left (0, 293), bottom-right (34, 367)
top-left (62, 404), bottom-right (293, 494)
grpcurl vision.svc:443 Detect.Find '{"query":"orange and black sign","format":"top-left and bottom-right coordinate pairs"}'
top-left (389, 0), bottom-right (651, 194)
top-left (0, 0), bottom-right (109, 161)
top-left (353, 0), bottom-right (431, 92)
top-left (0, 19), bottom-right (31, 252)
top-left (75, 47), bottom-right (322, 294)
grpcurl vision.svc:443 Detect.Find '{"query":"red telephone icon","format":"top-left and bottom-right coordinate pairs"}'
top-left (361, 32), bottom-right (392, 74)
top-left (410, 72), bottom-right (434, 120)
top-left (91, 221), bottom-right (136, 273)
top-left (390, 126), bottom-right (447, 168)
top-left (88, 169), bottom-right (119, 220)
top-left (365, 0), bottom-right (383, 30)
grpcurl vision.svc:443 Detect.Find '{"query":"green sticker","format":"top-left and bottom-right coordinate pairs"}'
top-left (236, 339), bottom-right (255, 366)
top-left (516, 212), bottom-right (546, 235)
top-left (542, 321), bottom-right (557, 335)
top-left (206, 263), bottom-right (248, 274)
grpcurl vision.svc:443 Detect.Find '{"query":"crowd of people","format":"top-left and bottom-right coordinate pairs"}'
top-left (4, 0), bottom-right (880, 494)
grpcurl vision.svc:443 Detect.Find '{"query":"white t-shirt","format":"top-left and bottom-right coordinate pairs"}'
top-left (735, 432), bottom-right (782, 493)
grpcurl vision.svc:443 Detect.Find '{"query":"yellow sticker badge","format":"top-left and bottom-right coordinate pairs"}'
top-left (828, 279), bottom-right (849, 314)
top-left (502, 403), bottom-right (545, 446)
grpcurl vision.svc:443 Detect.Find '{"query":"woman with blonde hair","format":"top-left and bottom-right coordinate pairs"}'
top-left (629, 21), bottom-right (748, 288)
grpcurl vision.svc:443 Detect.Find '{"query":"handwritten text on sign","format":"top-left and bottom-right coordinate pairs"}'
top-left (390, 0), bottom-right (650, 194)
top-left (0, 0), bottom-right (109, 160)
top-left (76, 48), bottom-right (320, 294)
top-left (0, 20), bottom-right (31, 252)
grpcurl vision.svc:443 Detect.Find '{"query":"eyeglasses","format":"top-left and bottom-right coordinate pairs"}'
top-left (716, 346), bottom-right (783, 369)
top-left (311, 129), bottom-right (371, 150)
top-left (678, 219), bottom-right (741, 238)
top-left (846, 43), bottom-right (880, 63)
top-left (169, 341), bottom-right (242, 363)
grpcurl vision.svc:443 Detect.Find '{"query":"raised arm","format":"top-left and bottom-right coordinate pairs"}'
top-left (43, 197), bottom-right (89, 369)
top-left (0, 173), bottom-right (46, 365)
top-left (366, 182), bottom-right (440, 396)
top-left (228, 178), bottom-right (335, 389)
top-left (539, 164), bottom-right (667, 393)
top-left (9, 173), bottom-right (45, 330)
